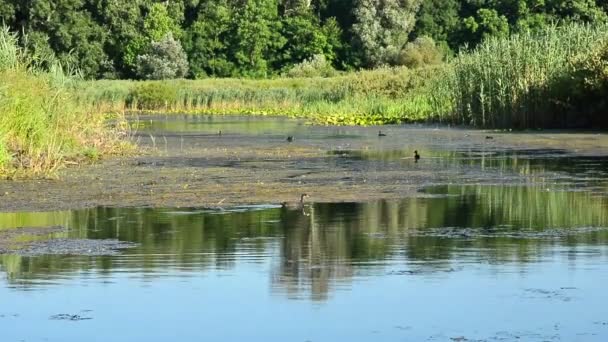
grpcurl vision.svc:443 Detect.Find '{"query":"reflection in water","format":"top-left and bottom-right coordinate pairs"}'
top-left (334, 149), bottom-right (608, 191)
top-left (1, 184), bottom-right (607, 301)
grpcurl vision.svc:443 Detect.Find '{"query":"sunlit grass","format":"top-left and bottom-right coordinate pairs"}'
top-left (0, 27), bottom-right (132, 178)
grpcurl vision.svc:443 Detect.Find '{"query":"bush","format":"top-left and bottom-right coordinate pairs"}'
top-left (285, 54), bottom-right (337, 78)
top-left (136, 34), bottom-right (189, 80)
top-left (397, 36), bottom-right (444, 68)
top-left (566, 40), bottom-right (608, 125)
top-left (126, 82), bottom-right (179, 110)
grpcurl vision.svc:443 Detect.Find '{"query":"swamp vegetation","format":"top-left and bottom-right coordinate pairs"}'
top-left (0, 28), bottom-right (131, 178)
top-left (1, 22), bottom-right (608, 177)
top-left (85, 23), bottom-right (608, 129)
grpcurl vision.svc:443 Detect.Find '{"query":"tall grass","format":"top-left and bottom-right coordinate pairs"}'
top-left (81, 23), bottom-right (608, 129)
top-left (79, 67), bottom-right (444, 125)
top-left (439, 23), bottom-right (608, 128)
top-left (0, 27), bottom-right (130, 178)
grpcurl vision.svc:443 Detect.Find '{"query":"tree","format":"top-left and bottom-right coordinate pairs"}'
top-left (351, 0), bottom-right (422, 67)
top-left (462, 8), bottom-right (510, 45)
top-left (276, 6), bottom-right (335, 69)
top-left (411, 0), bottom-right (460, 49)
top-left (9, 0), bottom-right (109, 78)
top-left (136, 33), bottom-right (189, 80)
top-left (123, 2), bottom-right (182, 75)
top-left (230, 0), bottom-right (283, 77)
top-left (88, 0), bottom-right (147, 78)
top-left (183, 0), bottom-right (235, 77)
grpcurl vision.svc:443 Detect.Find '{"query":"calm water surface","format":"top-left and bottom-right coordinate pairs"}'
top-left (2, 117), bottom-right (608, 341)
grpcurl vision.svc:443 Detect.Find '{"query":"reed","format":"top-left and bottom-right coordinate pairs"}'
top-left (440, 23), bottom-right (608, 128)
top-left (81, 23), bottom-right (608, 129)
top-left (78, 66), bottom-right (444, 125)
top-left (0, 27), bottom-right (130, 178)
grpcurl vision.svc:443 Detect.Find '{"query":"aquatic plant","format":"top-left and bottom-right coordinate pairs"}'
top-left (442, 23), bottom-right (608, 128)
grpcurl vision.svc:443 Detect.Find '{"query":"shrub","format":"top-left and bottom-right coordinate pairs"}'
top-left (285, 54), bottom-right (337, 78)
top-left (397, 36), bottom-right (444, 68)
top-left (126, 82), bottom-right (179, 110)
top-left (136, 34), bottom-right (189, 80)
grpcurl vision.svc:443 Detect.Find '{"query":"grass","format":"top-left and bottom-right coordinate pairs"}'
top-left (2, 23), bottom-right (607, 177)
top-left (0, 27), bottom-right (131, 178)
top-left (81, 23), bottom-right (608, 129)
top-left (443, 23), bottom-right (608, 128)
top-left (79, 66), bottom-right (446, 126)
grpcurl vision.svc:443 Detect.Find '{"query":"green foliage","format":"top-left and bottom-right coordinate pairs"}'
top-left (183, 0), bottom-right (235, 78)
top-left (136, 34), bottom-right (189, 80)
top-left (0, 26), bottom-right (129, 177)
top-left (440, 23), bottom-right (608, 128)
top-left (351, 0), bottom-right (422, 67)
top-left (123, 3), bottom-right (182, 75)
top-left (126, 82), bottom-right (180, 110)
top-left (397, 36), bottom-right (444, 68)
top-left (565, 39), bottom-right (608, 124)
top-left (231, 0), bottom-right (282, 77)
top-left (463, 8), bottom-right (510, 45)
top-left (1, 0), bottom-right (608, 77)
top-left (285, 54), bottom-right (337, 77)
top-left (277, 7), bottom-right (336, 69)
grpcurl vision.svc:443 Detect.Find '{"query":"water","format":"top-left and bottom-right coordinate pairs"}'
top-left (2, 116), bottom-right (608, 341)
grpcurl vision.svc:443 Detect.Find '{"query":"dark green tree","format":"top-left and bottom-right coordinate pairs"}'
top-left (230, 0), bottom-right (283, 77)
top-left (183, 0), bottom-right (235, 77)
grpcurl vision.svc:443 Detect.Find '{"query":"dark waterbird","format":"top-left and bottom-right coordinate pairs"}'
top-left (414, 150), bottom-right (420, 163)
top-left (281, 194), bottom-right (309, 209)
top-left (378, 131), bottom-right (387, 137)
top-left (485, 136), bottom-right (494, 140)
top-left (286, 136), bottom-right (294, 142)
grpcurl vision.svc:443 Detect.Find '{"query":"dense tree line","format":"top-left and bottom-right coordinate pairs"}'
top-left (1, 0), bottom-right (606, 79)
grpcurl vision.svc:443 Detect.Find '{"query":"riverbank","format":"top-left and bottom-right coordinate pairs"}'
top-left (81, 23), bottom-right (608, 129)
top-left (0, 28), bottom-right (132, 179)
top-left (2, 24), bottom-right (607, 179)
top-left (1, 116), bottom-right (607, 213)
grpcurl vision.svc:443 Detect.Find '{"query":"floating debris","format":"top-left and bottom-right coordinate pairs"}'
top-left (2, 238), bottom-right (138, 256)
top-left (50, 314), bottom-right (92, 321)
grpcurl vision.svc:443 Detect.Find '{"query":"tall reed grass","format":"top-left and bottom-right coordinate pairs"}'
top-left (79, 67), bottom-right (444, 125)
top-left (438, 23), bottom-right (608, 128)
top-left (0, 27), bottom-right (130, 178)
top-left (81, 23), bottom-right (608, 129)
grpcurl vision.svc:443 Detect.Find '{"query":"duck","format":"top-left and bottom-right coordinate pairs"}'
top-left (218, 130), bottom-right (222, 136)
top-left (286, 136), bottom-right (294, 142)
top-left (414, 150), bottom-right (420, 162)
top-left (485, 135), bottom-right (494, 140)
top-left (378, 131), bottom-right (387, 137)
top-left (281, 194), bottom-right (309, 209)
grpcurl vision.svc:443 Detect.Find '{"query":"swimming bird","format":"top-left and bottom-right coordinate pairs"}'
top-left (378, 131), bottom-right (387, 137)
top-left (281, 194), bottom-right (309, 209)
top-left (218, 130), bottom-right (222, 136)
top-left (485, 136), bottom-right (494, 140)
top-left (286, 136), bottom-right (294, 142)
top-left (414, 150), bottom-right (420, 163)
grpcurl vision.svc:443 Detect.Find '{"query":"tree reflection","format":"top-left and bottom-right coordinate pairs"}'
top-left (1, 184), bottom-right (608, 300)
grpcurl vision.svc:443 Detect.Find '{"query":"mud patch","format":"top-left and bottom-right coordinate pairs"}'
top-left (0, 226), bottom-right (66, 254)
top-left (16, 239), bottom-right (138, 256)
top-left (0, 226), bottom-right (137, 256)
top-left (408, 226), bottom-right (608, 239)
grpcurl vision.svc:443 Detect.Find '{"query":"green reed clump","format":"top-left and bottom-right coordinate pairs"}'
top-left (0, 27), bottom-right (130, 178)
top-left (80, 66), bottom-right (443, 125)
top-left (443, 23), bottom-right (608, 128)
top-left (81, 23), bottom-right (608, 129)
